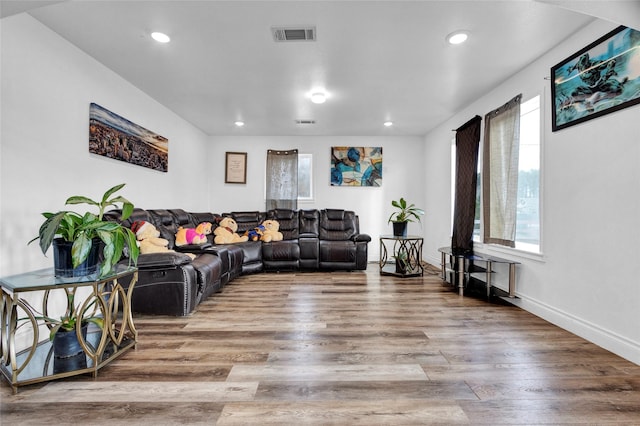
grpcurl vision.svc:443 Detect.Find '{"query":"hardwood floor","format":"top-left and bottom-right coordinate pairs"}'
top-left (2, 266), bottom-right (640, 424)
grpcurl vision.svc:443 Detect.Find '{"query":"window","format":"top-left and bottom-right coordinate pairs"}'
top-left (514, 95), bottom-right (540, 252)
top-left (452, 95), bottom-right (541, 253)
top-left (298, 153), bottom-right (313, 201)
top-left (265, 149), bottom-right (298, 210)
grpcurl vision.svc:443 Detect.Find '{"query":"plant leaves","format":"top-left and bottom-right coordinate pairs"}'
top-left (102, 183), bottom-right (126, 204)
top-left (66, 196), bottom-right (98, 207)
top-left (35, 211), bottom-right (67, 254)
top-left (72, 233), bottom-right (92, 268)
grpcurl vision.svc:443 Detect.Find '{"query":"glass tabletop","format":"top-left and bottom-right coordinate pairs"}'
top-left (0, 264), bottom-right (137, 292)
top-left (379, 235), bottom-right (423, 240)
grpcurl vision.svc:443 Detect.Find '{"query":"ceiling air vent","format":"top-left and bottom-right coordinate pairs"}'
top-left (272, 26), bottom-right (316, 42)
top-left (295, 119), bottom-right (316, 125)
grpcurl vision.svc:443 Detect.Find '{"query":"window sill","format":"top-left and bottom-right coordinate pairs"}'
top-left (473, 242), bottom-right (545, 262)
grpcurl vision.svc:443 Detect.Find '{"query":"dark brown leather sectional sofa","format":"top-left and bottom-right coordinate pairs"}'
top-left (105, 208), bottom-right (371, 316)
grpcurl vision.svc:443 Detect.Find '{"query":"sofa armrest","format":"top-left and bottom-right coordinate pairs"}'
top-left (175, 243), bottom-right (212, 253)
top-left (353, 234), bottom-right (372, 243)
top-left (135, 252), bottom-right (193, 269)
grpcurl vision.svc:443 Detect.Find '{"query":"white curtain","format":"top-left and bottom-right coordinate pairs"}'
top-left (266, 149), bottom-right (298, 211)
top-left (482, 94), bottom-right (521, 247)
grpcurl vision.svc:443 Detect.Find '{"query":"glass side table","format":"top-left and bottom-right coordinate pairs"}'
top-left (379, 235), bottom-right (424, 277)
top-left (0, 265), bottom-right (138, 393)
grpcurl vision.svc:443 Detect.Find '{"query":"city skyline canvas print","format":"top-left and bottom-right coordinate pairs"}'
top-left (89, 103), bottom-right (169, 172)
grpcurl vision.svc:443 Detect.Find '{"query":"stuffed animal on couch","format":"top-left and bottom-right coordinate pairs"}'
top-left (131, 221), bottom-right (174, 254)
top-left (214, 217), bottom-right (249, 244)
top-left (175, 222), bottom-right (211, 246)
top-left (132, 221), bottom-right (195, 259)
top-left (244, 224), bottom-right (265, 241)
top-left (260, 219), bottom-right (283, 242)
top-left (195, 222), bottom-right (212, 236)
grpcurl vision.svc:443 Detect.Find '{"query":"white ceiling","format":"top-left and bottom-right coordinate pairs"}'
top-left (2, 1), bottom-right (636, 136)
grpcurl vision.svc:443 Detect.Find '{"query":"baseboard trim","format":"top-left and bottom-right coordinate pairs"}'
top-left (507, 294), bottom-right (640, 366)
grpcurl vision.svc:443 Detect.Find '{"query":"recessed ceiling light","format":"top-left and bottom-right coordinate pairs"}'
top-left (234, 121), bottom-right (245, 127)
top-left (310, 92), bottom-right (327, 104)
top-left (151, 32), bottom-right (171, 43)
top-left (446, 31), bottom-right (468, 45)
top-left (384, 121), bottom-right (393, 127)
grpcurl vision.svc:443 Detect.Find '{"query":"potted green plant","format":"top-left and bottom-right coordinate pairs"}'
top-left (29, 183), bottom-right (139, 278)
top-left (18, 290), bottom-right (105, 366)
top-left (393, 248), bottom-right (411, 274)
top-left (387, 197), bottom-right (425, 237)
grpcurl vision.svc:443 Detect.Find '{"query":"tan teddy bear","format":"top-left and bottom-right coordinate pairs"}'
top-left (214, 217), bottom-right (249, 244)
top-left (131, 221), bottom-right (195, 259)
top-left (260, 219), bottom-right (283, 242)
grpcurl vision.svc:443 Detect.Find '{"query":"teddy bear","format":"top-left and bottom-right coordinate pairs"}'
top-left (175, 222), bottom-right (212, 247)
top-left (131, 220), bottom-right (175, 254)
top-left (244, 224), bottom-right (265, 241)
top-left (260, 219), bottom-right (283, 242)
top-left (195, 221), bottom-right (212, 236)
top-left (214, 217), bottom-right (249, 244)
top-left (132, 221), bottom-right (196, 260)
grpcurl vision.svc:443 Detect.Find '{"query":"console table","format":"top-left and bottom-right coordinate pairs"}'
top-left (0, 265), bottom-right (138, 393)
top-left (379, 235), bottom-right (424, 277)
top-left (438, 247), bottom-right (519, 297)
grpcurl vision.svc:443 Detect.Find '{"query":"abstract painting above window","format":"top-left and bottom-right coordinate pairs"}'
top-left (330, 146), bottom-right (382, 187)
top-left (551, 25), bottom-right (640, 132)
top-left (89, 103), bottom-right (168, 172)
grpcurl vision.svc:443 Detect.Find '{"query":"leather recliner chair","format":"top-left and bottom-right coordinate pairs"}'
top-left (261, 208), bottom-right (301, 271)
top-left (226, 211), bottom-right (265, 274)
top-left (103, 208), bottom-right (200, 316)
top-left (319, 209), bottom-right (371, 270)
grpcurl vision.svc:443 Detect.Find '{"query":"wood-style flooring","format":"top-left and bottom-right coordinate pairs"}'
top-left (2, 265), bottom-right (640, 425)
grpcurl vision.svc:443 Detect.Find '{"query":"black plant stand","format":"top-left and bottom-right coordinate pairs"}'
top-left (379, 235), bottom-right (424, 277)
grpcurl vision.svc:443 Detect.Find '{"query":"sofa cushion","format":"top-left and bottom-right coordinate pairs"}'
top-left (169, 209), bottom-right (194, 227)
top-left (319, 209), bottom-right (357, 240)
top-left (325, 209), bottom-right (345, 220)
top-left (267, 209), bottom-right (299, 240)
top-left (229, 211), bottom-right (265, 234)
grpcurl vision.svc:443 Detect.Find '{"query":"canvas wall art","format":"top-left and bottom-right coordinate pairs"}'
top-left (89, 103), bottom-right (169, 172)
top-left (330, 146), bottom-right (382, 187)
top-left (551, 26), bottom-right (640, 131)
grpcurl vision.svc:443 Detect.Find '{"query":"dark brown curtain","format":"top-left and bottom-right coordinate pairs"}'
top-left (266, 149), bottom-right (298, 211)
top-left (451, 115), bottom-right (482, 255)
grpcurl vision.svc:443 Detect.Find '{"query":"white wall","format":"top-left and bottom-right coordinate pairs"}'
top-left (209, 135), bottom-right (425, 262)
top-left (0, 15), bottom-right (210, 276)
top-left (423, 19), bottom-right (640, 364)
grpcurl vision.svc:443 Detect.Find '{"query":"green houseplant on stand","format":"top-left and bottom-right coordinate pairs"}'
top-left (17, 285), bottom-right (107, 373)
top-left (26, 183), bottom-right (140, 364)
top-left (30, 183), bottom-right (140, 278)
top-left (387, 197), bottom-right (425, 237)
top-left (393, 247), bottom-right (410, 274)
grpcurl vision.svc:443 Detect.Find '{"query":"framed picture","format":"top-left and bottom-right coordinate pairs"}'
top-left (89, 103), bottom-right (168, 172)
top-left (225, 152), bottom-right (247, 184)
top-left (330, 146), bottom-right (382, 187)
top-left (551, 25), bottom-right (640, 131)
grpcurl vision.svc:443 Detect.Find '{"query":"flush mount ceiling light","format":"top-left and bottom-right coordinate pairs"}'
top-left (151, 32), bottom-right (171, 43)
top-left (310, 92), bottom-right (327, 104)
top-left (234, 121), bottom-right (245, 127)
top-left (446, 30), bottom-right (468, 45)
top-left (383, 121), bottom-right (393, 127)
